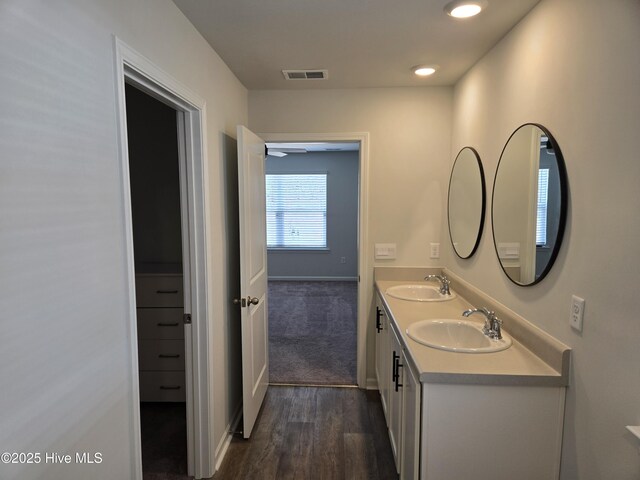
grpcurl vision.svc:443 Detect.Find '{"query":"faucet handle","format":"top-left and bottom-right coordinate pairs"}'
top-left (424, 274), bottom-right (451, 295)
top-left (441, 275), bottom-right (451, 294)
top-left (482, 309), bottom-right (496, 334)
top-left (463, 307), bottom-right (503, 339)
top-left (489, 315), bottom-right (503, 339)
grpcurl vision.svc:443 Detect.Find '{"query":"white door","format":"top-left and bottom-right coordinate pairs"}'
top-left (237, 125), bottom-right (269, 438)
top-left (389, 324), bottom-right (403, 472)
top-left (375, 298), bottom-right (390, 419)
top-left (400, 351), bottom-right (420, 480)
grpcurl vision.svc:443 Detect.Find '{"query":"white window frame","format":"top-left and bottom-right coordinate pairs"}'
top-left (265, 172), bottom-right (328, 251)
top-left (536, 168), bottom-right (550, 246)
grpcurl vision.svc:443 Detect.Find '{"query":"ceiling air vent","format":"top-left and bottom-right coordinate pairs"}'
top-left (282, 69), bottom-right (329, 80)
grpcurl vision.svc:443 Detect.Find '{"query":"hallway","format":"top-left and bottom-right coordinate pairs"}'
top-left (215, 386), bottom-right (397, 479)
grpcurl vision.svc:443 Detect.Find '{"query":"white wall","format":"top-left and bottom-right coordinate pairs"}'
top-left (249, 87), bottom-right (452, 382)
top-left (0, 1), bottom-right (247, 478)
top-left (446, 0), bottom-right (640, 478)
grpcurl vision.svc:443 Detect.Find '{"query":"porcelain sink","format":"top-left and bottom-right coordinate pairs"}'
top-left (406, 319), bottom-right (512, 353)
top-left (385, 284), bottom-right (457, 302)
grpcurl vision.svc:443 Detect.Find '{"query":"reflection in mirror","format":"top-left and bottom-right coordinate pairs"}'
top-left (492, 124), bottom-right (567, 286)
top-left (448, 147), bottom-right (485, 258)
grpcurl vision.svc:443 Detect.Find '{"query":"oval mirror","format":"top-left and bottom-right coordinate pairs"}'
top-left (448, 147), bottom-right (486, 258)
top-left (492, 124), bottom-right (568, 286)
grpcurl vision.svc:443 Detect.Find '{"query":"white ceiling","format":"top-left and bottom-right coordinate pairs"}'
top-left (172, 0), bottom-right (540, 90)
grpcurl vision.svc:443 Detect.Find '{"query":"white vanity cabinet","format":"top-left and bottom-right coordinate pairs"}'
top-left (374, 286), bottom-right (568, 480)
top-left (418, 383), bottom-right (565, 480)
top-left (375, 295), bottom-right (421, 478)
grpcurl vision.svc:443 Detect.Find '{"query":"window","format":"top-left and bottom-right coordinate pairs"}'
top-left (266, 173), bottom-right (327, 248)
top-left (536, 168), bottom-right (549, 246)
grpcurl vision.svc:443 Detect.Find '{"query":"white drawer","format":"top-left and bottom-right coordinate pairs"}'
top-left (139, 371), bottom-right (186, 402)
top-left (138, 339), bottom-right (185, 371)
top-left (137, 308), bottom-right (184, 340)
top-left (135, 274), bottom-right (183, 308)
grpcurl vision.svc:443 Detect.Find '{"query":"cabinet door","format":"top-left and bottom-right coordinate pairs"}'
top-left (375, 297), bottom-right (390, 419)
top-left (400, 352), bottom-right (420, 480)
top-left (388, 324), bottom-right (403, 473)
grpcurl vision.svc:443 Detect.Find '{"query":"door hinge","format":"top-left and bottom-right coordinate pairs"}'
top-left (183, 313), bottom-right (192, 324)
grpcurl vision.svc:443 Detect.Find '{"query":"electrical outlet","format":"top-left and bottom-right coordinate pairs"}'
top-left (570, 295), bottom-right (585, 332)
top-left (430, 243), bottom-right (440, 259)
top-left (340, 256), bottom-right (346, 264)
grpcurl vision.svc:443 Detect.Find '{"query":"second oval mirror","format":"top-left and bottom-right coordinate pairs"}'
top-left (492, 124), bottom-right (567, 286)
top-left (448, 147), bottom-right (486, 259)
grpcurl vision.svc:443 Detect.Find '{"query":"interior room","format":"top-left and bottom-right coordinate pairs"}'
top-left (265, 144), bottom-right (359, 386)
top-left (1, 1), bottom-right (639, 479)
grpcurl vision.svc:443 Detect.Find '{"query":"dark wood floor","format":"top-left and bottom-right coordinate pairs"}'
top-left (214, 385), bottom-right (398, 480)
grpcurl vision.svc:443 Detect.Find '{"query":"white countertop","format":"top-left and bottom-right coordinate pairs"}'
top-left (377, 279), bottom-right (569, 386)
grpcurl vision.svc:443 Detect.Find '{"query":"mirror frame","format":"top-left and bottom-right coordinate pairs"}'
top-left (447, 147), bottom-right (486, 259)
top-left (491, 123), bottom-right (568, 286)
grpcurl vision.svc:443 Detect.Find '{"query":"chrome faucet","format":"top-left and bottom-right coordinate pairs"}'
top-left (424, 274), bottom-right (451, 295)
top-left (463, 307), bottom-right (503, 340)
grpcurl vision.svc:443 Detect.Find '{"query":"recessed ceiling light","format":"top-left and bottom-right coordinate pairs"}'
top-left (444, 1), bottom-right (488, 19)
top-left (413, 65), bottom-right (439, 77)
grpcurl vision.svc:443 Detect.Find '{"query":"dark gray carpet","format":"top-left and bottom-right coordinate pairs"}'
top-left (140, 402), bottom-right (189, 480)
top-left (268, 280), bottom-right (358, 385)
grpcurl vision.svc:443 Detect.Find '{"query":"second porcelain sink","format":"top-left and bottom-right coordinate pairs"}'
top-left (386, 284), bottom-right (457, 302)
top-left (406, 319), bottom-right (512, 353)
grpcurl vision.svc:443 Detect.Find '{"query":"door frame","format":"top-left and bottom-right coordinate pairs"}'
top-left (259, 132), bottom-right (370, 388)
top-left (113, 37), bottom-right (213, 479)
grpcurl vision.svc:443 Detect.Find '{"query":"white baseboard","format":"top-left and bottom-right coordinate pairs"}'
top-left (214, 403), bottom-right (243, 472)
top-left (365, 376), bottom-right (379, 390)
top-left (268, 276), bottom-right (358, 281)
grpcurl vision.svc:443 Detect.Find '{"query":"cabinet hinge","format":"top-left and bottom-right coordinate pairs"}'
top-left (183, 313), bottom-right (192, 324)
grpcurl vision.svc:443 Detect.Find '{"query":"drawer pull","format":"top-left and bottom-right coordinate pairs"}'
top-left (156, 290), bottom-right (179, 294)
top-left (158, 354), bottom-right (181, 359)
top-left (159, 385), bottom-right (181, 390)
top-left (157, 322), bottom-right (180, 327)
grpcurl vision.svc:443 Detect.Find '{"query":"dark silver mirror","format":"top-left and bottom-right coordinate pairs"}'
top-left (492, 124), bottom-right (568, 286)
top-left (448, 147), bottom-right (486, 259)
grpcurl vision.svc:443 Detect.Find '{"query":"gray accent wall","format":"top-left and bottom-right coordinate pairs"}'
top-left (266, 151), bottom-right (359, 280)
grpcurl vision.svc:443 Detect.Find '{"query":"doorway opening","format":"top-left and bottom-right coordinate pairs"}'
top-left (125, 83), bottom-right (189, 477)
top-left (265, 142), bottom-right (360, 386)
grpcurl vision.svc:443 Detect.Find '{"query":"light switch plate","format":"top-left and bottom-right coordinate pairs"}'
top-left (375, 243), bottom-right (397, 260)
top-left (570, 295), bottom-right (585, 332)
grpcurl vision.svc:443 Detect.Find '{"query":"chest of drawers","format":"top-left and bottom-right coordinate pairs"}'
top-left (136, 274), bottom-right (185, 402)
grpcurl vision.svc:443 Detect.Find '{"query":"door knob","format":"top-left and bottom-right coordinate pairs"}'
top-left (233, 297), bottom-right (259, 307)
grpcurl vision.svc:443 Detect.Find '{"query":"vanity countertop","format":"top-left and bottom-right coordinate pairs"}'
top-left (376, 279), bottom-right (570, 387)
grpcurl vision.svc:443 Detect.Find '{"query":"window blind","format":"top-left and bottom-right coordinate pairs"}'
top-left (266, 173), bottom-right (327, 248)
top-left (536, 168), bottom-right (549, 246)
